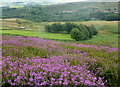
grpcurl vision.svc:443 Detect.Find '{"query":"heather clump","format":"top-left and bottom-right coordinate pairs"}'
top-left (2, 36), bottom-right (118, 86)
top-left (2, 56), bottom-right (105, 86)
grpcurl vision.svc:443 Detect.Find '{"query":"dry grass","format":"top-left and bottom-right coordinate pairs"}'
top-left (77, 21), bottom-right (118, 26)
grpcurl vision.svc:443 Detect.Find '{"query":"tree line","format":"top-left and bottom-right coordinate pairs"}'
top-left (89, 12), bottom-right (119, 21)
top-left (45, 23), bottom-right (98, 41)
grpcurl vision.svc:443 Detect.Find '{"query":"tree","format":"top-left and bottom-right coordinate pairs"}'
top-left (70, 28), bottom-right (84, 41)
top-left (16, 19), bottom-right (21, 27)
top-left (105, 14), bottom-right (119, 21)
top-left (45, 25), bottom-right (51, 32)
top-left (70, 24), bottom-right (98, 41)
top-left (108, 9), bottom-right (111, 11)
top-left (50, 23), bottom-right (63, 33)
top-left (87, 25), bottom-right (98, 37)
top-left (70, 25), bottom-right (91, 41)
top-left (45, 23), bottom-right (63, 33)
top-left (63, 22), bottom-right (77, 33)
top-left (114, 8), bottom-right (117, 11)
top-left (78, 24), bottom-right (90, 40)
top-left (2, 6), bottom-right (47, 22)
top-left (44, 23), bottom-right (98, 41)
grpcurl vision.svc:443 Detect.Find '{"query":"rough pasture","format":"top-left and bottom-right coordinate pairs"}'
top-left (1, 19), bottom-right (118, 47)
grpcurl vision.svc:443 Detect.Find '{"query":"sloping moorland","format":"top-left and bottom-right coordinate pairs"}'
top-left (2, 33), bottom-right (118, 86)
top-left (1, 1), bottom-right (119, 86)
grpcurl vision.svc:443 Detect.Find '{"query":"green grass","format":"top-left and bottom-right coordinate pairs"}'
top-left (2, 30), bottom-right (72, 40)
top-left (79, 34), bottom-right (118, 47)
top-left (1, 18), bottom-right (118, 47)
top-left (10, 6), bottom-right (24, 8)
top-left (2, 30), bottom-right (118, 47)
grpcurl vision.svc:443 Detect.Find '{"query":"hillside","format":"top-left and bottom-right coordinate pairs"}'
top-left (44, 2), bottom-right (118, 21)
top-left (44, 2), bottom-right (118, 12)
top-left (2, 6), bottom-right (47, 22)
top-left (2, 2), bottom-right (119, 22)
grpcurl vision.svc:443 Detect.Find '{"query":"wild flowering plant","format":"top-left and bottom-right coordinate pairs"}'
top-left (2, 36), bottom-right (118, 86)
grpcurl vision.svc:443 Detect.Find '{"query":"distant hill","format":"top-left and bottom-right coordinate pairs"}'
top-left (2, 2), bottom-right (119, 22)
top-left (44, 2), bottom-right (118, 21)
top-left (44, 2), bottom-right (118, 11)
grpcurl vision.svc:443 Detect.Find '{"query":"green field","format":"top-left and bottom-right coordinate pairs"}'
top-left (1, 18), bottom-right (118, 47)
